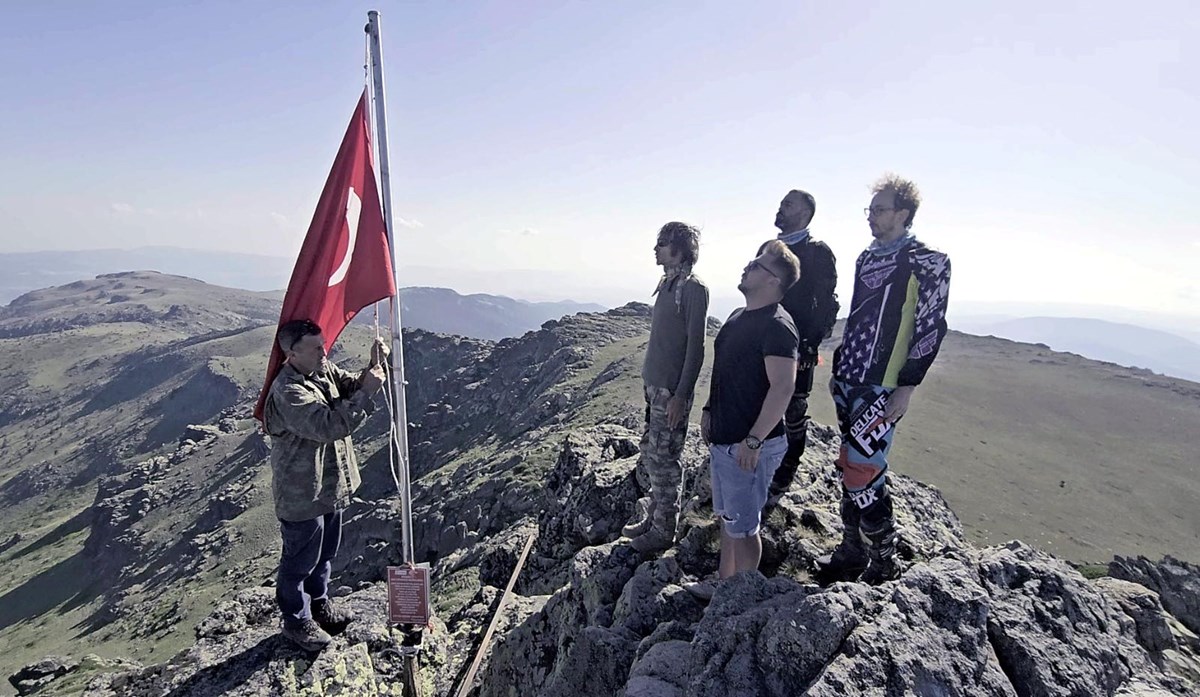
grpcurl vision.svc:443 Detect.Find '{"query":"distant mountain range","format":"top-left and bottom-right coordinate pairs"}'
top-left (0, 249), bottom-right (605, 342)
top-left (953, 315), bottom-right (1200, 383)
top-left (4, 247), bottom-right (1196, 380)
top-left (0, 247), bottom-right (291, 304)
top-left (394, 287), bottom-right (604, 341)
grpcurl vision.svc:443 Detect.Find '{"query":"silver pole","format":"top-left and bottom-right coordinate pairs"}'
top-left (366, 9), bottom-right (415, 565)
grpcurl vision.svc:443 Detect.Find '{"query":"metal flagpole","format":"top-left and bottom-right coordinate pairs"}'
top-left (366, 13), bottom-right (426, 696)
top-left (366, 10), bottom-right (415, 566)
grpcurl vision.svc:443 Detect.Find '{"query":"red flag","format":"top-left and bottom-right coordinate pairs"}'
top-left (254, 90), bottom-right (396, 421)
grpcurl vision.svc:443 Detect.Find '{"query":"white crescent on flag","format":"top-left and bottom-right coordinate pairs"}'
top-left (328, 187), bottom-right (362, 287)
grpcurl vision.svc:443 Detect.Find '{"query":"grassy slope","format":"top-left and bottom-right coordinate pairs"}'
top-left (809, 331), bottom-right (1200, 563)
top-left (540, 323), bottom-right (1200, 564)
top-left (0, 311), bottom-right (279, 689)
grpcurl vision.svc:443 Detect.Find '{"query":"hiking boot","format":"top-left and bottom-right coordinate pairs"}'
top-left (621, 499), bottom-right (656, 538)
top-left (281, 619), bottom-right (332, 652)
top-left (629, 527), bottom-right (673, 554)
top-left (312, 598), bottom-right (355, 631)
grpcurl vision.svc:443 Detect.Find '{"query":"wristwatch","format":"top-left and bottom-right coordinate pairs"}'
top-left (744, 435), bottom-right (763, 450)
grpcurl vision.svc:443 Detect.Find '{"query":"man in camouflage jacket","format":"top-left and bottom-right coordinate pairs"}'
top-left (263, 318), bottom-right (387, 651)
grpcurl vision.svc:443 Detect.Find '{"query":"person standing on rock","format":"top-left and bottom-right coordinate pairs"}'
top-left (690, 240), bottom-right (800, 596)
top-left (624, 222), bottom-right (710, 554)
top-left (818, 174), bottom-right (951, 585)
top-left (764, 189), bottom-right (839, 502)
top-left (263, 318), bottom-right (388, 651)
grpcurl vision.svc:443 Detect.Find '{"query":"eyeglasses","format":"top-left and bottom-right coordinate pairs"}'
top-left (864, 206), bottom-right (895, 217)
top-left (747, 259), bottom-right (780, 280)
top-left (656, 239), bottom-right (671, 248)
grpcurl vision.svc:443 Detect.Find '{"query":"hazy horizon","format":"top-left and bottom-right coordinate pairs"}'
top-left (2, 245), bottom-right (1197, 342)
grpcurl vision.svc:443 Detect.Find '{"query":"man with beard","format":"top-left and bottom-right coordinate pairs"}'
top-left (765, 190), bottom-right (839, 501)
top-left (818, 174), bottom-right (951, 585)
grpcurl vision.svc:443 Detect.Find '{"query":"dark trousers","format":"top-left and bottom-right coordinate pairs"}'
top-left (277, 509), bottom-right (342, 627)
top-left (770, 364), bottom-right (815, 494)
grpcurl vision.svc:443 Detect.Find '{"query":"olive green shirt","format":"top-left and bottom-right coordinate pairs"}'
top-left (263, 361), bottom-right (375, 522)
top-left (641, 275), bottom-right (709, 399)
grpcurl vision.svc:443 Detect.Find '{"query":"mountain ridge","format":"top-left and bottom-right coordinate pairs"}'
top-left (0, 275), bottom-right (1196, 695)
top-left (953, 315), bottom-right (1200, 383)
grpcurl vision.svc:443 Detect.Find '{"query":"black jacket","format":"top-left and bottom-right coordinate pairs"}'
top-left (780, 236), bottom-right (839, 362)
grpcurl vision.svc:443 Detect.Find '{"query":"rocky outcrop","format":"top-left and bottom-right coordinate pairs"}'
top-left (75, 585), bottom-right (458, 697)
top-left (473, 425), bottom-right (1195, 697)
top-left (9, 302), bottom-right (1200, 696)
top-left (1109, 556), bottom-right (1200, 638)
top-left (9, 656), bottom-right (77, 695)
top-left (0, 271), bottom-right (278, 339)
top-left (17, 417), bottom-right (1200, 697)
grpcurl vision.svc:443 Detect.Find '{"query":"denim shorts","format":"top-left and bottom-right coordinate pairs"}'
top-left (710, 435), bottom-right (787, 538)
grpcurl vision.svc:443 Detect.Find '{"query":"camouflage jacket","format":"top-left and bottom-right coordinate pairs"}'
top-left (263, 361), bottom-right (375, 521)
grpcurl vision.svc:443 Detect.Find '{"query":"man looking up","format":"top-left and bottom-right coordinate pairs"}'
top-left (625, 222), bottom-right (710, 554)
top-left (263, 319), bottom-right (387, 651)
top-left (819, 174), bottom-right (951, 585)
top-left (690, 240), bottom-right (800, 598)
top-left (766, 189), bottom-right (839, 501)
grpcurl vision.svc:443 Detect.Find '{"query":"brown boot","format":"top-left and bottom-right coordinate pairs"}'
top-left (312, 598), bottom-right (355, 632)
top-left (281, 619), bottom-right (332, 652)
top-left (621, 498), bottom-right (656, 538)
top-left (630, 527), bottom-right (673, 554)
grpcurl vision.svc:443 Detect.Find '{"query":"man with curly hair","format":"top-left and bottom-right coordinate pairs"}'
top-left (819, 175), bottom-right (951, 585)
top-left (625, 222), bottom-right (710, 554)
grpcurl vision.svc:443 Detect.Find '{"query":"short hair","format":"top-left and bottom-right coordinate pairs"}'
top-left (277, 319), bottom-right (323, 352)
top-left (657, 221), bottom-right (701, 266)
top-left (872, 174), bottom-right (921, 229)
top-left (760, 239), bottom-right (801, 291)
top-left (788, 189), bottom-right (816, 221)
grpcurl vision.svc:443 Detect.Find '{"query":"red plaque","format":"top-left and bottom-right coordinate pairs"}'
top-left (387, 565), bottom-right (431, 625)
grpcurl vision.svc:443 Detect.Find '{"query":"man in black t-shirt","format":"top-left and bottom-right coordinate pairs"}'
top-left (689, 240), bottom-right (800, 600)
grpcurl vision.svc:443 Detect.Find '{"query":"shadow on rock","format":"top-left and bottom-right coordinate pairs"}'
top-left (161, 635), bottom-right (284, 697)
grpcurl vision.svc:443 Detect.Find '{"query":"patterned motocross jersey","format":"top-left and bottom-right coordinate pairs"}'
top-left (833, 237), bottom-right (951, 388)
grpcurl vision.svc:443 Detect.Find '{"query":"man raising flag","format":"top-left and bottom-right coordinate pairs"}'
top-left (256, 91), bottom-right (397, 651)
top-left (254, 91), bottom-right (396, 422)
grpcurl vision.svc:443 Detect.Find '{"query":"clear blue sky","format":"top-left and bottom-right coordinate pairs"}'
top-left (0, 1), bottom-right (1196, 322)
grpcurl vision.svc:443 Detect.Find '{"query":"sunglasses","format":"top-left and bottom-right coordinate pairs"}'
top-left (748, 259), bottom-right (780, 280)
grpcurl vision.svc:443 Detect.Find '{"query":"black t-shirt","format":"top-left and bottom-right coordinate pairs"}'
top-left (708, 304), bottom-right (799, 445)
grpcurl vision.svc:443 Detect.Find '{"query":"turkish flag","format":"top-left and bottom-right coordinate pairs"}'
top-left (254, 90), bottom-right (396, 421)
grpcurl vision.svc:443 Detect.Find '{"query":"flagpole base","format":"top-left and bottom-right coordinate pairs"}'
top-left (380, 624), bottom-right (425, 696)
